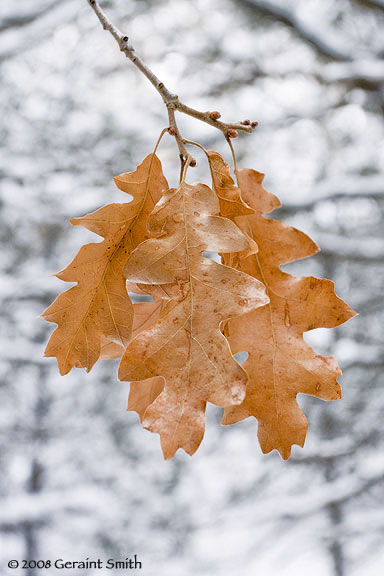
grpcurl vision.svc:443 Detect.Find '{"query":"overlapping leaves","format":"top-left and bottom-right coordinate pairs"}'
top-left (43, 147), bottom-right (355, 459)
top-left (119, 180), bottom-right (268, 457)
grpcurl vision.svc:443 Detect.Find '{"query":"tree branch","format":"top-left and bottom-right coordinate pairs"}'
top-left (276, 176), bottom-right (384, 210)
top-left (87, 0), bottom-right (257, 164)
top-left (236, 0), bottom-right (352, 62)
top-left (0, 3), bottom-right (56, 33)
top-left (313, 232), bottom-right (384, 261)
top-left (351, 0), bottom-right (384, 11)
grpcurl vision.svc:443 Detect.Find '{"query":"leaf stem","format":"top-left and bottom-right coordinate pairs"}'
top-left (153, 127), bottom-right (170, 155)
top-left (180, 156), bottom-right (193, 183)
top-left (226, 136), bottom-right (238, 175)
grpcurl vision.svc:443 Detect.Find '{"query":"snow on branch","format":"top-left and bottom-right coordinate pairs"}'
top-left (0, 2), bottom-right (57, 33)
top-left (314, 232), bottom-right (384, 261)
top-left (323, 60), bottom-right (384, 87)
top-left (351, 0), bottom-right (384, 11)
top-left (236, 0), bottom-right (352, 61)
top-left (280, 176), bottom-right (384, 210)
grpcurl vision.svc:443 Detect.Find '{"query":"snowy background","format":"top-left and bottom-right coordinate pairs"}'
top-left (1, 1), bottom-right (384, 575)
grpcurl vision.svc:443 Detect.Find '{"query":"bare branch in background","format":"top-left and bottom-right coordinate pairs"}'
top-left (87, 0), bottom-right (258, 165)
top-left (313, 232), bottom-right (384, 261)
top-left (236, 0), bottom-right (353, 61)
top-left (351, 0), bottom-right (384, 11)
top-left (0, 2), bottom-right (57, 33)
top-left (278, 177), bottom-right (384, 210)
top-left (323, 60), bottom-right (384, 89)
top-left (0, 1), bottom-right (79, 62)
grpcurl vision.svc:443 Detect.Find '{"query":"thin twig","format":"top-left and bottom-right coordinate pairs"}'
top-left (87, 0), bottom-right (258, 165)
top-left (167, 107), bottom-right (194, 167)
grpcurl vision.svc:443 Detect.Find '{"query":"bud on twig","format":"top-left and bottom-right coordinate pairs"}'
top-left (88, 0), bottom-right (258, 150)
top-left (227, 129), bottom-right (238, 138)
top-left (189, 158), bottom-right (197, 167)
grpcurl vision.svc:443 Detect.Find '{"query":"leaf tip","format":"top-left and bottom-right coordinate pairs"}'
top-left (69, 217), bottom-right (82, 227)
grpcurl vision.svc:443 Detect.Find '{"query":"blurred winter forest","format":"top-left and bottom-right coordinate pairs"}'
top-left (1, 1), bottom-right (383, 575)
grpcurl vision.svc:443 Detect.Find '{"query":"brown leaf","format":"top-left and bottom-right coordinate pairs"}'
top-left (42, 154), bottom-right (168, 375)
top-left (119, 180), bottom-right (269, 458)
top-left (132, 300), bottom-right (163, 338)
top-left (207, 150), bottom-right (257, 258)
top-left (100, 340), bottom-right (125, 360)
top-left (100, 299), bottom-right (163, 360)
top-left (206, 150), bottom-right (253, 218)
top-left (126, 296), bottom-right (165, 421)
top-left (222, 168), bottom-right (357, 459)
top-left (128, 377), bottom-right (165, 422)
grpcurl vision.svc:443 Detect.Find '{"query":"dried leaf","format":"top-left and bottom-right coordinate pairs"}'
top-left (42, 154), bottom-right (168, 374)
top-left (119, 180), bottom-right (269, 458)
top-left (128, 377), bottom-right (165, 422)
top-left (222, 168), bottom-right (357, 459)
top-left (206, 150), bottom-right (253, 218)
top-left (100, 340), bottom-right (125, 360)
top-left (101, 299), bottom-right (163, 360)
top-left (207, 150), bottom-right (257, 258)
top-left (126, 297), bottom-right (165, 422)
top-left (132, 300), bottom-right (163, 338)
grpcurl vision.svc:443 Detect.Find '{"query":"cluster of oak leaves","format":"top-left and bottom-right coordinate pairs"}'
top-left (42, 148), bottom-right (356, 460)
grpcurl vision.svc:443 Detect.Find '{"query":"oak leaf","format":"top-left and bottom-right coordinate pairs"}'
top-left (124, 155), bottom-right (258, 425)
top-left (221, 168), bottom-right (357, 459)
top-left (207, 149), bottom-right (257, 258)
top-left (42, 154), bottom-right (168, 374)
top-left (125, 288), bottom-right (165, 422)
top-left (127, 376), bottom-right (165, 422)
top-left (101, 299), bottom-right (163, 360)
top-left (206, 150), bottom-right (253, 218)
top-left (119, 180), bottom-right (269, 458)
